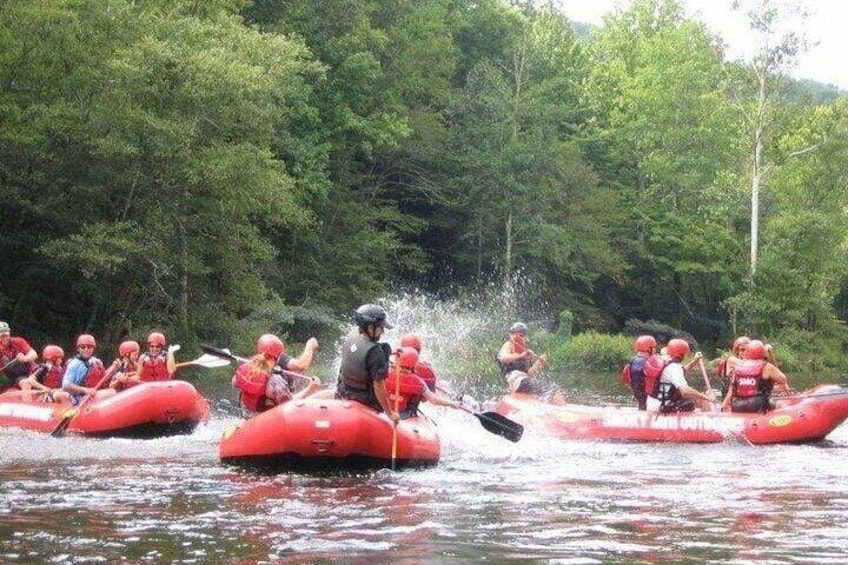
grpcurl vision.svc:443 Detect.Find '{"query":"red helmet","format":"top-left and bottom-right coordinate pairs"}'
top-left (147, 332), bottom-right (166, 347)
top-left (42, 345), bottom-right (65, 362)
top-left (732, 336), bottom-right (750, 354)
top-left (634, 335), bottom-right (657, 353)
top-left (398, 346), bottom-right (419, 369)
top-left (400, 333), bottom-right (423, 352)
top-left (257, 334), bottom-right (285, 359)
top-left (119, 340), bottom-right (140, 357)
top-left (76, 334), bottom-right (96, 348)
top-left (666, 338), bottom-right (690, 359)
top-left (746, 340), bottom-right (767, 360)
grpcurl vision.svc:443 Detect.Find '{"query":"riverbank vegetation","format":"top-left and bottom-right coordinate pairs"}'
top-left (1, 0), bottom-right (846, 370)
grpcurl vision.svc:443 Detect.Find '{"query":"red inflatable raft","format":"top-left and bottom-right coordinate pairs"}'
top-left (0, 380), bottom-right (210, 438)
top-left (495, 384), bottom-right (848, 444)
top-left (219, 394), bottom-right (441, 472)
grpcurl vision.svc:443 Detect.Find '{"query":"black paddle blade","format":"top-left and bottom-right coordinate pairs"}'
top-left (474, 411), bottom-right (524, 442)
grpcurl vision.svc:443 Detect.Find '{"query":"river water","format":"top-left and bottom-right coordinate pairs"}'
top-left (2, 390), bottom-right (847, 564)
top-left (3, 292), bottom-right (848, 564)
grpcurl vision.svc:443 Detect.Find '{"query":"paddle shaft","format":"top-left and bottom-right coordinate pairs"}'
top-left (391, 361), bottom-right (401, 471)
top-left (698, 357), bottom-right (713, 395)
top-left (50, 367), bottom-right (113, 437)
top-left (199, 344), bottom-right (316, 382)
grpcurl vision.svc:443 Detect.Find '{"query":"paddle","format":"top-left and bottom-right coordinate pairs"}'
top-left (391, 360), bottom-right (401, 471)
top-left (435, 383), bottom-right (522, 441)
top-left (458, 404), bottom-right (524, 442)
top-left (198, 344), bottom-right (315, 382)
top-left (50, 369), bottom-right (113, 437)
top-left (698, 357), bottom-right (714, 395)
top-left (173, 353), bottom-right (231, 370)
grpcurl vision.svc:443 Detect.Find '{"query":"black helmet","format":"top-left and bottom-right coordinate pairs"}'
top-left (509, 322), bottom-right (528, 334)
top-left (353, 304), bottom-right (393, 329)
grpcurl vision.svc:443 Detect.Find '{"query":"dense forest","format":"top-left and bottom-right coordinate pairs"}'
top-left (1, 0), bottom-right (846, 365)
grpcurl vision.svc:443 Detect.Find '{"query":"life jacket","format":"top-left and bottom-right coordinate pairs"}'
top-left (499, 341), bottom-right (532, 375)
top-left (138, 353), bottom-right (170, 382)
top-left (83, 358), bottom-right (105, 387)
top-left (0, 338), bottom-right (35, 380)
top-left (337, 333), bottom-right (388, 411)
top-left (621, 355), bottom-right (650, 388)
top-left (732, 359), bottom-right (766, 398)
top-left (113, 359), bottom-right (140, 390)
top-left (641, 354), bottom-right (668, 397)
top-left (31, 363), bottom-right (64, 389)
top-left (655, 361), bottom-right (683, 407)
top-left (233, 362), bottom-right (271, 412)
top-left (385, 369), bottom-right (426, 415)
top-left (414, 361), bottom-right (437, 391)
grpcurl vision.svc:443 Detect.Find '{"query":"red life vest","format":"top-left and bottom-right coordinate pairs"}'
top-left (233, 363), bottom-right (271, 412)
top-left (385, 370), bottom-right (426, 414)
top-left (84, 360), bottom-right (106, 387)
top-left (0, 338), bottom-right (35, 379)
top-left (138, 354), bottom-right (170, 382)
top-left (642, 354), bottom-right (668, 397)
top-left (44, 364), bottom-right (64, 388)
top-left (733, 359), bottom-right (766, 398)
top-left (113, 360), bottom-right (140, 390)
top-left (414, 361), bottom-right (437, 391)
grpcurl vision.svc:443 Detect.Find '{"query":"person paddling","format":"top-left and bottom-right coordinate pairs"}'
top-left (498, 322), bottom-right (563, 402)
top-left (399, 333), bottom-right (438, 391)
top-left (232, 334), bottom-right (321, 415)
top-left (336, 304), bottom-right (398, 422)
top-left (386, 346), bottom-right (462, 419)
top-left (136, 331), bottom-right (178, 382)
top-left (626, 335), bottom-right (657, 411)
top-left (656, 339), bottom-right (714, 413)
top-left (20, 345), bottom-right (70, 404)
top-left (271, 334), bottom-right (320, 395)
top-left (715, 336), bottom-right (749, 398)
top-left (107, 341), bottom-right (141, 391)
top-left (61, 334), bottom-right (116, 404)
top-left (721, 339), bottom-right (790, 413)
top-left (0, 321), bottom-right (38, 390)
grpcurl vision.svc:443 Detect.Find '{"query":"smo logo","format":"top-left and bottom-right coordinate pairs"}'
top-left (768, 414), bottom-right (793, 427)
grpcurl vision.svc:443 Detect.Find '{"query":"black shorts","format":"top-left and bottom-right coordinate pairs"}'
top-left (661, 399), bottom-right (695, 413)
top-left (731, 395), bottom-right (770, 413)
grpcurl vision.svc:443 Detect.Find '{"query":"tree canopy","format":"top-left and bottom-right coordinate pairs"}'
top-left (1, 0), bottom-right (845, 361)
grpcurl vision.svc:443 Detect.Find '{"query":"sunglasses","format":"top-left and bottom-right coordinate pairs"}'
top-left (79, 345), bottom-right (95, 350)
top-left (148, 344), bottom-right (162, 348)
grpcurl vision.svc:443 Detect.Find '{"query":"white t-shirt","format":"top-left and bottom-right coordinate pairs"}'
top-left (659, 362), bottom-right (687, 389)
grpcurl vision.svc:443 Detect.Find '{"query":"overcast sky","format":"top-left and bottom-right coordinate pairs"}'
top-left (554, 0), bottom-right (848, 90)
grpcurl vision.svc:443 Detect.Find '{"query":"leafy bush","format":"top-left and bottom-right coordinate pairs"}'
top-left (547, 332), bottom-right (633, 373)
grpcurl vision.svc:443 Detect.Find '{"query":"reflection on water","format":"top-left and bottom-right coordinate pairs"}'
top-left (2, 405), bottom-right (847, 564)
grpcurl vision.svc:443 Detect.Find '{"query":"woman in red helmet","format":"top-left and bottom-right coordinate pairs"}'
top-left (107, 340), bottom-right (141, 391)
top-left (399, 333), bottom-right (437, 391)
top-left (657, 339), bottom-right (715, 413)
top-left (20, 345), bottom-right (71, 404)
top-left (232, 334), bottom-right (321, 414)
top-left (721, 339), bottom-right (789, 413)
top-left (136, 331), bottom-right (177, 383)
top-left (715, 336), bottom-right (750, 399)
top-left (385, 347), bottom-right (462, 419)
